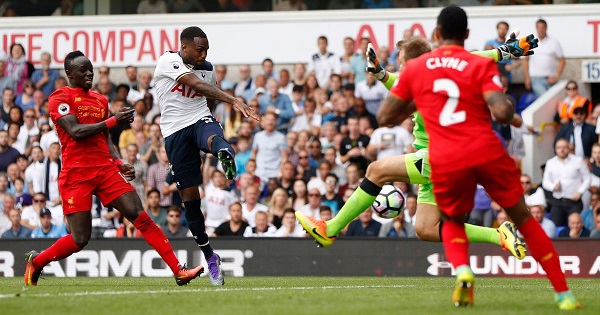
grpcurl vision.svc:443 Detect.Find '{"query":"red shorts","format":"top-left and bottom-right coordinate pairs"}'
top-left (431, 154), bottom-right (523, 217)
top-left (58, 165), bottom-right (135, 215)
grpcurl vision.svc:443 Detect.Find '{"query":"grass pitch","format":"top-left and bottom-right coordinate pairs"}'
top-left (1, 277), bottom-right (598, 314)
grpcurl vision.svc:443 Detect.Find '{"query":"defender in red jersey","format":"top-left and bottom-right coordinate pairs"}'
top-left (380, 6), bottom-right (580, 310)
top-left (24, 51), bottom-right (203, 287)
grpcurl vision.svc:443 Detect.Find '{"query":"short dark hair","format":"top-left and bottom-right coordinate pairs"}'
top-left (437, 5), bottom-right (468, 41)
top-left (319, 205), bottom-right (332, 214)
top-left (318, 35), bottom-right (328, 43)
top-left (496, 21), bottom-right (509, 30)
top-left (536, 19), bottom-right (547, 28)
top-left (64, 50), bottom-right (85, 71)
top-left (401, 37), bottom-right (432, 62)
top-left (147, 188), bottom-right (160, 197)
top-left (180, 26), bottom-right (207, 42)
top-left (167, 206), bottom-right (181, 215)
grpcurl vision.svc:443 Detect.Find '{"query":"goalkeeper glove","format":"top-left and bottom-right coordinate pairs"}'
top-left (496, 29), bottom-right (539, 61)
top-left (366, 43), bottom-right (386, 80)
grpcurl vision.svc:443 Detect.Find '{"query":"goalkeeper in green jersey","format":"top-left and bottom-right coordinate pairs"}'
top-left (296, 30), bottom-right (538, 258)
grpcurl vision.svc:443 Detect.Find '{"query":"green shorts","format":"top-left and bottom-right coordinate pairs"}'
top-left (404, 149), bottom-right (436, 206)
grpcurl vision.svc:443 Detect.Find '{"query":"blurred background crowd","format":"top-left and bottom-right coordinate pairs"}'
top-left (0, 0), bottom-right (599, 242)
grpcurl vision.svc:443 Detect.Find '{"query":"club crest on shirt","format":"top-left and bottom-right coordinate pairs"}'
top-left (58, 103), bottom-right (70, 116)
top-left (171, 62), bottom-right (181, 71)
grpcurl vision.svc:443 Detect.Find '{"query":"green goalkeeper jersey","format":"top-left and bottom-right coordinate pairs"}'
top-left (379, 49), bottom-right (498, 150)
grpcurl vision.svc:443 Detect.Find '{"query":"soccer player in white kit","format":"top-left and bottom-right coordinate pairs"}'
top-left (154, 26), bottom-right (258, 285)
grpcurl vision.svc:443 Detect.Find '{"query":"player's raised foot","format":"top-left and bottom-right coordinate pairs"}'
top-left (217, 148), bottom-right (237, 180)
top-left (452, 268), bottom-right (475, 308)
top-left (207, 253), bottom-right (224, 286)
top-left (498, 221), bottom-right (527, 260)
top-left (555, 291), bottom-right (582, 310)
top-left (295, 211), bottom-right (336, 247)
top-left (24, 250), bottom-right (43, 286)
top-left (175, 264), bottom-right (204, 286)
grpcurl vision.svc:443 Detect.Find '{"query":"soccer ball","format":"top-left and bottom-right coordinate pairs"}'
top-left (371, 184), bottom-right (405, 219)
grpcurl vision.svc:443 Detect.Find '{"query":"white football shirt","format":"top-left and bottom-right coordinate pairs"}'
top-left (154, 51), bottom-right (216, 138)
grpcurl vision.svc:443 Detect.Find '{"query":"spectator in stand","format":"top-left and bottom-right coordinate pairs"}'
top-left (139, 123), bottom-right (161, 166)
top-left (324, 147), bottom-right (346, 185)
top-left (260, 58), bottom-right (277, 80)
top-left (484, 21), bottom-right (519, 92)
top-left (212, 202), bottom-right (249, 236)
top-left (1, 88), bottom-right (16, 128)
top-left (244, 210), bottom-right (276, 237)
top-left (205, 170), bottom-right (237, 234)
top-left (307, 36), bottom-right (341, 89)
top-left (327, 94), bottom-right (351, 134)
top-left (292, 63), bottom-right (307, 87)
top-left (367, 122), bottom-right (413, 161)
top-left (137, 0), bottom-right (167, 14)
top-left (298, 187), bottom-right (323, 219)
top-left (403, 192), bottom-right (418, 226)
top-left (290, 97), bottom-right (321, 135)
top-left (523, 19), bottom-right (565, 98)
top-left (274, 0), bottom-right (307, 11)
top-left (14, 108), bottom-right (39, 154)
top-left (125, 144), bottom-right (148, 206)
top-left (32, 90), bottom-right (45, 118)
top-left (243, 74), bottom-right (265, 103)
top-left (303, 73), bottom-right (319, 99)
top-left (116, 217), bottom-right (142, 238)
top-left (161, 206), bottom-right (189, 239)
top-left (557, 80), bottom-right (593, 125)
top-left (234, 64), bottom-right (253, 97)
top-left (259, 79), bottom-right (294, 133)
top-left (309, 138), bottom-right (324, 164)
top-left (379, 210), bottom-right (415, 238)
top-left (526, 192), bottom-right (556, 238)
top-left (355, 72), bottom-right (388, 116)
top-left (319, 205), bottom-right (333, 221)
top-left (349, 37), bottom-right (369, 84)
top-left (0, 52), bottom-right (16, 95)
top-left (338, 163), bottom-right (361, 196)
top-left (290, 179), bottom-right (309, 211)
top-left (296, 149), bottom-right (316, 182)
top-left (345, 207), bottom-right (381, 237)
top-left (278, 68), bottom-right (293, 97)
top-left (146, 145), bottom-right (172, 207)
top-left (31, 207), bottom-right (66, 238)
top-left (543, 138), bottom-right (591, 227)
top-left (119, 114), bottom-right (145, 158)
top-left (252, 112), bottom-right (287, 181)
top-left (124, 65), bottom-right (138, 90)
top-left (5, 43), bottom-right (32, 94)
top-left (234, 136), bottom-right (251, 175)
top-left (555, 106), bottom-right (597, 160)
top-left (1, 208), bottom-right (31, 238)
top-left (34, 142), bottom-right (61, 206)
top-left (93, 76), bottom-right (115, 103)
top-left (268, 187), bottom-right (289, 228)
top-left (108, 99), bottom-right (130, 146)
top-left (15, 79), bottom-right (35, 111)
top-left (145, 188), bottom-right (167, 226)
top-left (558, 212), bottom-right (590, 238)
top-left (0, 130), bottom-right (19, 172)
top-left (340, 116), bottom-right (370, 174)
top-left (274, 208), bottom-right (304, 237)
top-left (322, 173), bottom-right (343, 215)
top-left (24, 146), bottom-right (43, 194)
top-left (31, 52), bottom-right (59, 98)
top-left (241, 184), bottom-right (268, 227)
top-left (21, 192), bottom-right (46, 230)
top-left (580, 191), bottom-right (599, 231)
top-left (127, 70), bottom-right (154, 106)
top-left (54, 76), bottom-right (67, 90)
top-left (340, 37), bottom-right (356, 84)
top-left (590, 209), bottom-right (600, 238)
top-left (97, 66), bottom-right (117, 96)
top-left (278, 161), bottom-right (296, 197)
top-left (319, 121), bottom-right (337, 152)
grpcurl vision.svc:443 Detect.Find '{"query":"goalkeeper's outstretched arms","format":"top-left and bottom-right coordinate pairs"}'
top-left (366, 29), bottom-right (539, 90)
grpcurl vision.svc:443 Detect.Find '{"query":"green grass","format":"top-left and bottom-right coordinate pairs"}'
top-left (1, 277), bottom-right (598, 314)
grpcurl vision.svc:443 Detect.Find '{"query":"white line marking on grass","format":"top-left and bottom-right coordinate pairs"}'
top-left (0, 284), bottom-right (414, 299)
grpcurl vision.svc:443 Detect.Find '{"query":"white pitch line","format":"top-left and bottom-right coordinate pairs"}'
top-left (0, 284), bottom-right (414, 299)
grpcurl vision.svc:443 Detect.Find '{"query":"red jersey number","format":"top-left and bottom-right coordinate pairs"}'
top-left (434, 78), bottom-right (465, 127)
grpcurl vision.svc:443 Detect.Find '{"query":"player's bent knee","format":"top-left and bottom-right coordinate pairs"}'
top-left (413, 222), bottom-right (439, 242)
top-left (365, 160), bottom-right (387, 186)
top-left (71, 233), bottom-right (90, 249)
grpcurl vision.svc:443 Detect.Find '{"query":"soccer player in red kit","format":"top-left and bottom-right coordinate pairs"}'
top-left (380, 6), bottom-right (580, 310)
top-left (24, 50), bottom-right (203, 286)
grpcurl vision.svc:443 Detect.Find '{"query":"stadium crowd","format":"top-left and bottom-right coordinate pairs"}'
top-left (0, 13), bottom-right (599, 242)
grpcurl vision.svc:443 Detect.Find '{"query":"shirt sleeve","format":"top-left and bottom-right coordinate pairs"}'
top-left (48, 89), bottom-right (76, 123)
top-left (479, 58), bottom-right (504, 95)
top-left (155, 53), bottom-right (193, 82)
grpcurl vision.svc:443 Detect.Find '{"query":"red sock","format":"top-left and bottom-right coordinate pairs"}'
top-left (441, 220), bottom-right (470, 268)
top-left (33, 234), bottom-right (82, 269)
top-left (134, 212), bottom-right (180, 275)
top-left (518, 217), bottom-right (569, 292)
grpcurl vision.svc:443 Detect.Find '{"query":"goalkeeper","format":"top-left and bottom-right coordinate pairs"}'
top-left (296, 31), bottom-right (538, 257)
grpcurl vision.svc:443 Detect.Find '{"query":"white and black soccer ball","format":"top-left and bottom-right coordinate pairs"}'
top-left (371, 184), bottom-right (406, 219)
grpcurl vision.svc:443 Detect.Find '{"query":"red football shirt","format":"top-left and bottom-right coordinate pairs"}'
top-left (48, 86), bottom-right (115, 168)
top-left (391, 45), bottom-right (505, 173)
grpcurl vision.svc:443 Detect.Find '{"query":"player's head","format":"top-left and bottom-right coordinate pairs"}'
top-left (398, 37), bottom-right (432, 73)
top-left (180, 26), bottom-right (208, 67)
top-left (64, 50), bottom-right (93, 91)
top-left (435, 5), bottom-right (469, 44)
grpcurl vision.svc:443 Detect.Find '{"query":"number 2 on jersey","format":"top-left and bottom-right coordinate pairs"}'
top-left (434, 78), bottom-right (465, 126)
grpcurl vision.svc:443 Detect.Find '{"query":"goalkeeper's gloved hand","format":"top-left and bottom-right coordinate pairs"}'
top-left (496, 29), bottom-right (539, 61)
top-left (366, 43), bottom-right (386, 80)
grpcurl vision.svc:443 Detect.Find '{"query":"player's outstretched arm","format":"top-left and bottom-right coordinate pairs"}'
top-left (485, 91), bottom-right (514, 124)
top-left (178, 73), bottom-right (259, 121)
top-left (377, 94), bottom-right (415, 127)
top-left (56, 108), bottom-right (134, 141)
top-left (473, 30), bottom-right (538, 62)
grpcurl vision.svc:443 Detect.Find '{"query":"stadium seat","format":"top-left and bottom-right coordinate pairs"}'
top-left (555, 225), bottom-right (567, 237)
top-left (516, 93), bottom-right (537, 115)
